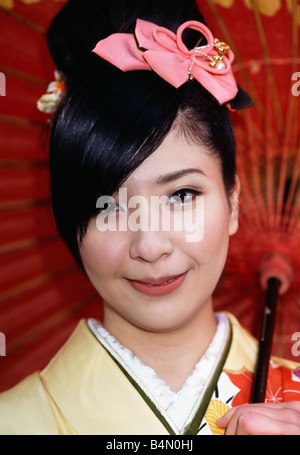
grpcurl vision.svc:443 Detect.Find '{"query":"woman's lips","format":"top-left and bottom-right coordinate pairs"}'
top-left (128, 272), bottom-right (188, 296)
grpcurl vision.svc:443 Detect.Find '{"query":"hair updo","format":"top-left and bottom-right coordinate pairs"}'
top-left (48, 0), bottom-right (237, 267)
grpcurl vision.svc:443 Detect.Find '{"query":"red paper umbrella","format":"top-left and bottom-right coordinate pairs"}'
top-left (197, 0), bottom-right (300, 370)
top-left (0, 0), bottom-right (102, 393)
top-left (0, 0), bottom-right (299, 396)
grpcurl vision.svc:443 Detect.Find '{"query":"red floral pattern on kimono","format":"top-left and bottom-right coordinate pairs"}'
top-left (226, 363), bottom-right (300, 406)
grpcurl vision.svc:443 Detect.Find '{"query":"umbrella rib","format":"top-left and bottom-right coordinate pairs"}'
top-left (0, 6), bottom-right (46, 34)
top-left (0, 234), bottom-right (58, 255)
top-left (0, 64), bottom-right (50, 87)
top-left (0, 114), bottom-right (46, 128)
top-left (249, 0), bottom-right (288, 229)
top-left (0, 160), bottom-right (48, 167)
top-left (0, 199), bottom-right (50, 211)
top-left (0, 265), bottom-right (78, 304)
top-left (284, 145), bottom-right (300, 232)
top-left (248, 0), bottom-right (284, 133)
top-left (276, 0), bottom-right (299, 229)
top-left (243, 109), bottom-right (267, 228)
top-left (5, 292), bottom-right (99, 355)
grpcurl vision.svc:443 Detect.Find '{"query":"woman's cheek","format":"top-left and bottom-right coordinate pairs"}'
top-left (80, 227), bottom-right (130, 277)
top-left (196, 199), bottom-right (231, 263)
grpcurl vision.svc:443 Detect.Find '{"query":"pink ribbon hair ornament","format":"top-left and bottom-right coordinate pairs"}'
top-left (92, 19), bottom-right (238, 106)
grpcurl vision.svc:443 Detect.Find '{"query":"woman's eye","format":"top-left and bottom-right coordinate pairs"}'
top-left (97, 197), bottom-right (119, 215)
top-left (103, 202), bottom-right (119, 213)
top-left (168, 189), bottom-right (200, 205)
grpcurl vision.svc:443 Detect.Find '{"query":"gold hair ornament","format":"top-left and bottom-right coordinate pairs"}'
top-left (37, 71), bottom-right (66, 114)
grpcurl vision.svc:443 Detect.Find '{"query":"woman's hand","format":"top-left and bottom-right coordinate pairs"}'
top-left (216, 401), bottom-right (300, 435)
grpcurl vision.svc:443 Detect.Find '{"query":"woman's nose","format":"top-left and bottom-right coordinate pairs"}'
top-left (129, 229), bottom-right (174, 263)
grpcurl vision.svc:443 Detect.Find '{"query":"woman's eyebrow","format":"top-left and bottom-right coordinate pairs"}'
top-left (156, 168), bottom-right (207, 185)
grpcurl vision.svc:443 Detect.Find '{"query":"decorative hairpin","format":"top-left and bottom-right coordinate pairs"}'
top-left (93, 19), bottom-right (238, 106)
top-left (37, 70), bottom-right (66, 114)
top-left (187, 37), bottom-right (231, 81)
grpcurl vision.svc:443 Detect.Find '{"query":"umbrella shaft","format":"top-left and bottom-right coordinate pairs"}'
top-left (250, 277), bottom-right (281, 403)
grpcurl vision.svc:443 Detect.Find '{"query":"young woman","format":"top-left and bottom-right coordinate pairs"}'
top-left (0, 0), bottom-right (299, 435)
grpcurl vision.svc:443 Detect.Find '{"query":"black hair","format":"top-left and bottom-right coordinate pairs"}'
top-left (48, 0), bottom-right (237, 267)
top-left (47, 0), bottom-right (206, 80)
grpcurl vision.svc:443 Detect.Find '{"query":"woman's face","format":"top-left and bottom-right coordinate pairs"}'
top-left (79, 129), bottom-right (239, 334)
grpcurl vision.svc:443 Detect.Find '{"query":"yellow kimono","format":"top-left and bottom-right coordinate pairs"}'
top-left (0, 313), bottom-right (299, 435)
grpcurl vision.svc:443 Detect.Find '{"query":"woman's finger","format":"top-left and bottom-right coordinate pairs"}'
top-left (217, 401), bottom-right (300, 435)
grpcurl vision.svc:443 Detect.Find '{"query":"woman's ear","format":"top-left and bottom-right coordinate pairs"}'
top-left (229, 175), bottom-right (240, 236)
